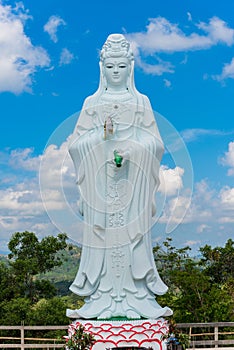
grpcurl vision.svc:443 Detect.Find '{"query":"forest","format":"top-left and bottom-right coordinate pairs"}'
top-left (0, 231), bottom-right (233, 326)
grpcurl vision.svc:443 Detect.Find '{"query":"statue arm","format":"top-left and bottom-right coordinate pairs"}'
top-left (141, 94), bottom-right (164, 161)
top-left (138, 94), bottom-right (164, 216)
top-left (73, 96), bottom-right (98, 136)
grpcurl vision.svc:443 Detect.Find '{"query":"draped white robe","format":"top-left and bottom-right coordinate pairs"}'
top-left (67, 93), bottom-right (172, 319)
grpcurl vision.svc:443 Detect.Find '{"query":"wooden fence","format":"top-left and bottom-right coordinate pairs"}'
top-left (0, 322), bottom-right (233, 349)
top-left (0, 325), bottom-right (67, 349)
top-left (177, 322), bottom-right (234, 349)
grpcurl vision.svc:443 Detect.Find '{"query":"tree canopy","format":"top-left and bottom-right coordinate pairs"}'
top-left (0, 232), bottom-right (233, 326)
top-left (7, 231), bottom-right (67, 302)
top-left (154, 237), bottom-right (234, 323)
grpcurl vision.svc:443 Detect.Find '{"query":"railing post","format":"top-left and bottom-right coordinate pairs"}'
top-left (21, 322), bottom-right (24, 350)
top-left (188, 326), bottom-right (193, 349)
top-left (214, 325), bottom-right (218, 348)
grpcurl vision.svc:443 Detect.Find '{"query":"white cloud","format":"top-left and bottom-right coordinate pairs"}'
top-left (180, 179), bottom-right (234, 225)
top-left (198, 17), bottom-right (234, 46)
top-left (44, 15), bottom-right (66, 43)
top-left (185, 240), bottom-right (201, 246)
top-left (126, 16), bottom-right (234, 75)
top-left (9, 148), bottom-right (41, 171)
top-left (189, 180), bottom-right (216, 218)
top-left (0, 3), bottom-right (50, 94)
top-left (162, 193), bottom-right (193, 227)
top-left (0, 186), bottom-right (43, 215)
top-left (159, 165), bottom-right (184, 196)
top-left (213, 57), bottom-right (234, 81)
top-left (159, 178), bottom-right (226, 228)
top-left (59, 48), bottom-right (74, 66)
top-left (127, 17), bottom-right (210, 54)
top-left (197, 224), bottom-right (211, 233)
top-left (219, 217), bottom-right (234, 223)
top-left (163, 78), bottom-right (172, 88)
top-left (135, 55), bottom-right (174, 75)
top-left (39, 140), bottom-right (83, 239)
top-left (219, 186), bottom-right (234, 208)
top-left (221, 141), bottom-right (234, 175)
top-left (180, 55), bottom-right (188, 65)
top-left (218, 186), bottom-right (234, 224)
top-left (181, 128), bottom-right (233, 143)
top-left (0, 172), bottom-right (47, 249)
top-left (39, 140), bottom-right (75, 190)
top-left (187, 12), bottom-right (192, 22)
top-left (157, 166), bottom-right (193, 232)
top-left (0, 141), bottom-right (80, 252)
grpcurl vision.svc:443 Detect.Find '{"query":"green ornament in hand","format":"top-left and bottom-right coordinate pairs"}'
top-left (114, 150), bottom-right (123, 167)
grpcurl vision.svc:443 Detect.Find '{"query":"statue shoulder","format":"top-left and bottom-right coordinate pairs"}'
top-left (73, 95), bottom-right (98, 134)
top-left (140, 94), bottom-right (153, 109)
top-left (136, 93), bottom-right (160, 136)
top-left (81, 93), bottom-right (99, 112)
top-left (131, 92), bottom-right (152, 109)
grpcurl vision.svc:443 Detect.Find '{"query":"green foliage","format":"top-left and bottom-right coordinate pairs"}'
top-left (155, 237), bottom-right (234, 323)
top-left (0, 262), bottom-right (17, 301)
top-left (200, 239), bottom-right (234, 284)
top-left (41, 245), bottom-right (81, 285)
top-left (0, 232), bottom-right (233, 326)
top-left (8, 231), bottom-right (67, 301)
top-left (8, 231), bottom-right (67, 274)
top-left (37, 244), bottom-right (82, 297)
top-left (28, 297), bottom-right (69, 325)
top-left (0, 298), bottom-right (31, 325)
top-left (33, 279), bottom-right (57, 299)
top-left (0, 295), bottom-right (83, 326)
top-left (153, 237), bottom-right (192, 288)
top-left (163, 319), bottom-right (190, 350)
top-left (64, 323), bottom-right (96, 350)
top-left (0, 231), bottom-right (84, 327)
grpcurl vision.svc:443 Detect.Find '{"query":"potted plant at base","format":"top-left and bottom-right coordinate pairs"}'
top-left (162, 320), bottom-right (190, 350)
top-left (63, 322), bottom-right (96, 350)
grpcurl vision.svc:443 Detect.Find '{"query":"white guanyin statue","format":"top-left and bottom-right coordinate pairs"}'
top-left (67, 34), bottom-right (173, 320)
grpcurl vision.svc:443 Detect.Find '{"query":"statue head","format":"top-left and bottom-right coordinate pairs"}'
top-left (98, 34), bottom-right (136, 94)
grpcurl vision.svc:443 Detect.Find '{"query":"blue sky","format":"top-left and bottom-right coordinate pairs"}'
top-left (0, 0), bottom-right (234, 254)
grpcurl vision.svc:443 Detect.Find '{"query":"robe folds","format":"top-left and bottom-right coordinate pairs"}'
top-left (67, 93), bottom-right (172, 319)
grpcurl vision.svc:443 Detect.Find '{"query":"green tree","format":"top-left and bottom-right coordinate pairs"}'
top-left (154, 237), bottom-right (234, 323)
top-left (0, 298), bottom-right (31, 325)
top-left (8, 231), bottom-right (67, 301)
top-left (199, 238), bottom-right (234, 284)
top-left (0, 262), bottom-right (17, 302)
top-left (154, 237), bottom-right (191, 287)
top-left (28, 297), bottom-right (68, 325)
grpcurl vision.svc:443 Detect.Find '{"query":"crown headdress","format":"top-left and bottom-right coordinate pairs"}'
top-left (100, 34), bottom-right (134, 61)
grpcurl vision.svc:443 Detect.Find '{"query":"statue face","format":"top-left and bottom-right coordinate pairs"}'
top-left (103, 57), bottom-right (130, 90)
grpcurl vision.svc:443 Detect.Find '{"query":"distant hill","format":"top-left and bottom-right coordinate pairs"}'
top-left (40, 244), bottom-right (82, 296)
top-left (43, 244), bottom-right (81, 281)
top-left (0, 254), bottom-right (9, 265)
top-left (0, 243), bottom-right (83, 297)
